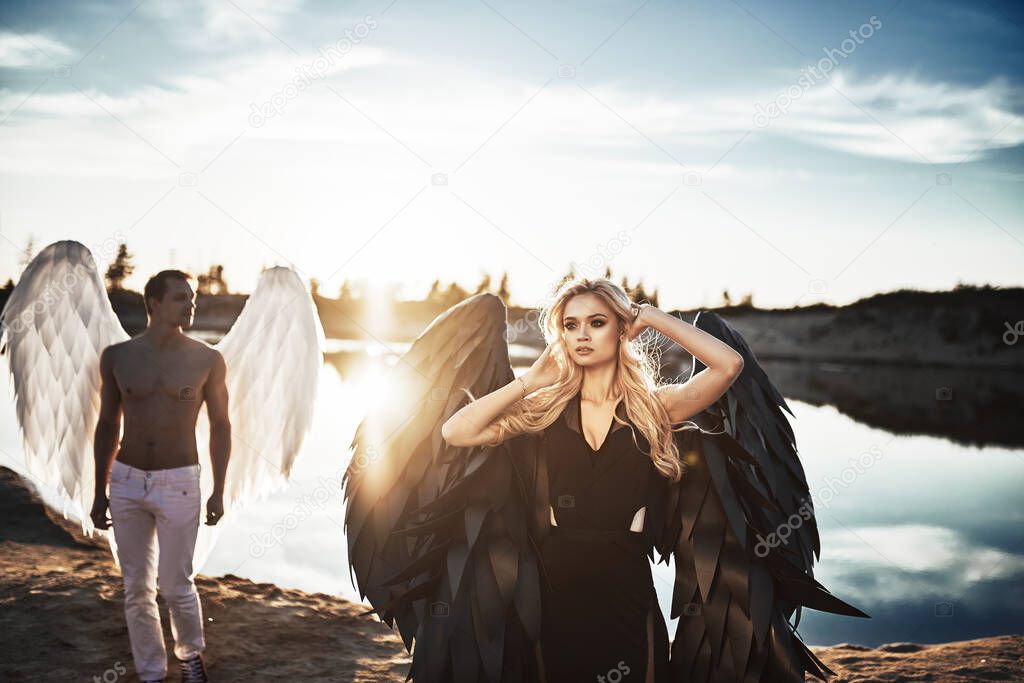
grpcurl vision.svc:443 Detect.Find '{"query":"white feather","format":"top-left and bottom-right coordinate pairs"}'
top-left (1, 241), bottom-right (325, 574)
top-left (192, 264), bottom-right (326, 570)
top-left (0, 241), bottom-right (129, 528)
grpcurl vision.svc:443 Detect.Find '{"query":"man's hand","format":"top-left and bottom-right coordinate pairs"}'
top-left (90, 496), bottom-right (111, 530)
top-left (205, 491), bottom-right (224, 526)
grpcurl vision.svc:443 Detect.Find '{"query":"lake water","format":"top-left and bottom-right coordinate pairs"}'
top-left (2, 340), bottom-right (1021, 648)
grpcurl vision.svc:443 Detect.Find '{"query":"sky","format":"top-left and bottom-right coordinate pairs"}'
top-left (0, 0), bottom-right (1022, 310)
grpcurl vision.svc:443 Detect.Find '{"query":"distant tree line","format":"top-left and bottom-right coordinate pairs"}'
top-left (3, 239), bottom-right (664, 310)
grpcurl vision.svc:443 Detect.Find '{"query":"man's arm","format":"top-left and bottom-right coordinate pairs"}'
top-left (91, 345), bottom-right (122, 529)
top-left (203, 349), bottom-right (230, 525)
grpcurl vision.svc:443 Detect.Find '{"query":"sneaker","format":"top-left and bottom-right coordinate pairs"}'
top-left (179, 654), bottom-right (209, 683)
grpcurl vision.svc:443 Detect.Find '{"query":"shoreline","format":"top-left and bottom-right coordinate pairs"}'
top-left (4, 285), bottom-right (1019, 371)
top-left (2, 466), bottom-right (1021, 682)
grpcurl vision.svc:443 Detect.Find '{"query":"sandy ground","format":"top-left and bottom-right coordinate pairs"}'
top-left (811, 637), bottom-right (1024, 682)
top-left (0, 467), bottom-right (411, 682)
top-left (1, 467), bottom-right (1021, 682)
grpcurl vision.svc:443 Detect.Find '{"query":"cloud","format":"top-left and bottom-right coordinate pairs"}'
top-left (0, 45), bottom-right (396, 176)
top-left (0, 31), bottom-right (73, 68)
top-left (818, 524), bottom-right (1024, 605)
top-left (560, 69), bottom-right (1024, 165)
top-left (759, 70), bottom-right (1024, 164)
top-left (142, 0), bottom-right (305, 48)
top-left (1, 43), bottom-right (1021, 181)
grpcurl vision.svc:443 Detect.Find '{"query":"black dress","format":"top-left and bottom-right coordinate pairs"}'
top-left (533, 390), bottom-right (671, 683)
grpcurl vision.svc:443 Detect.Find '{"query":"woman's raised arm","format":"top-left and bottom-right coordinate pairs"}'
top-left (632, 305), bottom-right (744, 425)
top-left (441, 344), bottom-right (560, 447)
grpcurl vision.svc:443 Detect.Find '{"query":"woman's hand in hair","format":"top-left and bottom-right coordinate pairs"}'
top-left (524, 343), bottom-right (561, 392)
top-left (626, 303), bottom-right (652, 341)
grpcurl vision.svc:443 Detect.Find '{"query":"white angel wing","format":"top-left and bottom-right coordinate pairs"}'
top-left (0, 240), bottom-right (130, 531)
top-left (190, 265), bottom-right (326, 571)
top-left (1, 241), bottom-right (326, 575)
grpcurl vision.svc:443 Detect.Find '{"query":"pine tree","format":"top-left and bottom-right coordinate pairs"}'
top-left (197, 265), bottom-right (228, 295)
top-left (497, 272), bottom-right (511, 304)
top-left (338, 279), bottom-right (353, 300)
top-left (443, 282), bottom-right (469, 308)
top-left (473, 273), bottom-right (491, 294)
top-left (426, 279), bottom-right (442, 303)
top-left (18, 236), bottom-right (35, 274)
top-left (105, 243), bottom-right (135, 291)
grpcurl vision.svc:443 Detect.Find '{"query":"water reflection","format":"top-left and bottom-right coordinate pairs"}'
top-left (760, 359), bottom-right (1024, 450)
top-left (203, 333), bottom-right (1024, 451)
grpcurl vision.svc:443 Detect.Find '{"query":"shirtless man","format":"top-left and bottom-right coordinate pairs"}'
top-left (89, 269), bottom-right (230, 683)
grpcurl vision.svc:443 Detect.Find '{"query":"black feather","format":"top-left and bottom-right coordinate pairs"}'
top-left (656, 311), bottom-right (869, 681)
top-left (343, 294), bottom-right (543, 682)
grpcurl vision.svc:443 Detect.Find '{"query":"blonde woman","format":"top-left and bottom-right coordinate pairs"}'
top-left (440, 278), bottom-right (741, 682)
top-left (344, 277), bottom-right (867, 683)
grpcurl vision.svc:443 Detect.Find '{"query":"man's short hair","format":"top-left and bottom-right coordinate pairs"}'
top-left (143, 270), bottom-right (193, 315)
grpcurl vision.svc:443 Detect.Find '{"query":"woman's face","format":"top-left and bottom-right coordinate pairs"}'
top-left (561, 293), bottom-right (621, 367)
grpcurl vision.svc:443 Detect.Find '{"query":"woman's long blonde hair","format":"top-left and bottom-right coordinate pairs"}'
top-left (486, 277), bottom-right (693, 482)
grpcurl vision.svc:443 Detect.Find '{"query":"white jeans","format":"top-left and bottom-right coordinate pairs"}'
top-left (108, 460), bottom-right (206, 681)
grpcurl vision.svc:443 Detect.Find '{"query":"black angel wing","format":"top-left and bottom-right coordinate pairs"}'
top-left (655, 311), bottom-right (869, 682)
top-left (342, 293), bottom-right (546, 683)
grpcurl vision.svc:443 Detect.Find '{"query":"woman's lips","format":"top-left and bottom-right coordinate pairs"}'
top-left (576, 347), bottom-right (593, 355)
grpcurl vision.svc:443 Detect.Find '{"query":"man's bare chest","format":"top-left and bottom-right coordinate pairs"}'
top-left (114, 352), bottom-right (211, 403)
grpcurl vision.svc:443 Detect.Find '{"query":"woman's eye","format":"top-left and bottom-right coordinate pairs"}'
top-left (593, 320), bottom-right (603, 327)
